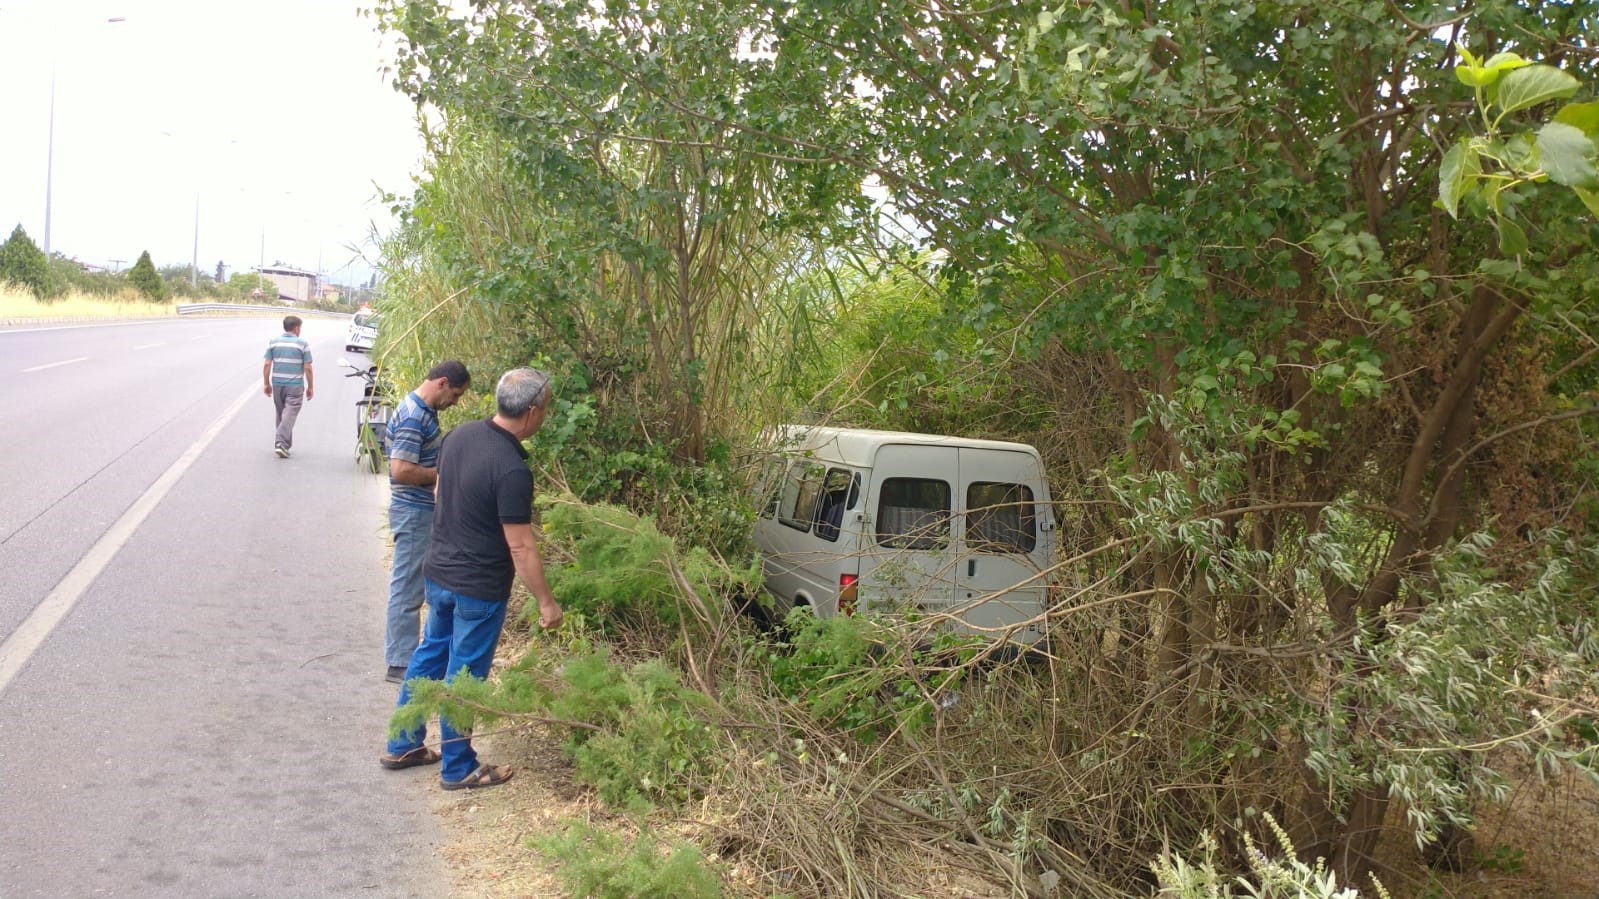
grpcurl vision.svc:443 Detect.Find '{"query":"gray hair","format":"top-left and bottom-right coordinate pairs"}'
top-left (496, 367), bottom-right (552, 417)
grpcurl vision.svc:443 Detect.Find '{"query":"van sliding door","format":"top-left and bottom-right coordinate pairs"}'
top-left (956, 448), bottom-right (1050, 644)
top-left (860, 444), bottom-right (958, 616)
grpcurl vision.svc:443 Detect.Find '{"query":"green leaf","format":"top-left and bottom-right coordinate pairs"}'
top-left (1437, 140), bottom-right (1479, 218)
top-left (1493, 65), bottom-right (1580, 117)
top-left (1481, 52), bottom-right (1531, 73)
top-left (1537, 122), bottom-right (1599, 188)
top-left (1496, 216), bottom-right (1528, 256)
top-left (1555, 100), bottom-right (1599, 136)
top-left (1455, 50), bottom-right (1528, 87)
top-left (1574, 186), bottom-right (1599, 219)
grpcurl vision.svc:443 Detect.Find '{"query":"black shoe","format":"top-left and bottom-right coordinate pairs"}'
top-left (385, 665), bottom-right (408, 684)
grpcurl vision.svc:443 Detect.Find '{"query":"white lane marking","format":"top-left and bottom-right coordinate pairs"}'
top-left (22, 357), bottom-right (88, 373)
top-left (0, 380), bottom-right (259, 697)
top-left (135, 342), bottom-right (168, 350)
top-left (0, 320), bottom-right (176, 335)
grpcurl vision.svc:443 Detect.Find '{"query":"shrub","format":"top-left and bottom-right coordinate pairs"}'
top-left (535, 820), bottom-right (723, 899)
top-left (539, 495), bottom-right (759, 634)
top-left (766, 607), bottom-right (971, 740)
top-left (547, 646), bottom-right (717, 808)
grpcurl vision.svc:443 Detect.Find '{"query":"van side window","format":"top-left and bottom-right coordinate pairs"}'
top-left (966, 482), bottom-right (1037, 553)
top-left (757, 458), bottom-right (785, 520)
top-left (812, 468), bottom-right (859, 543)
top-left (876, 478), bottom-right (950, 550)
top-left (779, 462), bottom-right (827, 532)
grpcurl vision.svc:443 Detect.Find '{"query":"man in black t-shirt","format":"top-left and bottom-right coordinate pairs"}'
top-left (380, 368), bottom-right (563, 790)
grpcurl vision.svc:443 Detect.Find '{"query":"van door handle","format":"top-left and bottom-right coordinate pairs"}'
top-left (967, 559), bottom-right (976, 577)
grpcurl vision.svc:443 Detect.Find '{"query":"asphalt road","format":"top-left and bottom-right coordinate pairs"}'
top-left (0, 316), bottom-right (452, 898)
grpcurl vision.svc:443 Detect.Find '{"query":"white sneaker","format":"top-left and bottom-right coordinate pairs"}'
top-left (274, 445), bottom-right (289, 458)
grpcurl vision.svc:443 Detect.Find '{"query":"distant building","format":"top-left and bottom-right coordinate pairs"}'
top-left (258, 264), bottom-right (318, 305)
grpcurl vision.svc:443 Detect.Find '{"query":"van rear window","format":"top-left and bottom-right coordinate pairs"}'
top-left (966, 482), bottom-right (1037, 553)
top-left (876, 478), bottom-right (950, 550)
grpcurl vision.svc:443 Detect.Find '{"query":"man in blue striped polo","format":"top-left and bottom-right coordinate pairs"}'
top-left (261, 315), bottom-right (314, 458)
top-left (383, 360), bottom-right (471, 683)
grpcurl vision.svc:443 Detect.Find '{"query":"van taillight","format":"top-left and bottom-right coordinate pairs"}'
top-left (839, 574), bottom-right (859, 616)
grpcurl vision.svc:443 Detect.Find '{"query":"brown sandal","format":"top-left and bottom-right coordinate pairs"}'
top-left (379, 746), bottom-right (441, 770)
top-left (440, 763), bottom-right (513, 791)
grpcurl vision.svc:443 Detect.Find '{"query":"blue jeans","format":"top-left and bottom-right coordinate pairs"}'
top-left (384, 500), bottom-right (433, 667)
top-left (386, 579), bottom-right (509, 783)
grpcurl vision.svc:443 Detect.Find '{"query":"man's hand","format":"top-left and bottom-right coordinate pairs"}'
top-left (306, 386), bottom-right (314, 401)
top-left (263, 384), bottom-right (271, 396)
top-left (537, 596), bottom-right (563, 631)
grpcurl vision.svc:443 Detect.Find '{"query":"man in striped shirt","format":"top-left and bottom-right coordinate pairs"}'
top-left (261, 315), bottom-right (314, 458)
top-left (383, 360), bottom-right (471, 683)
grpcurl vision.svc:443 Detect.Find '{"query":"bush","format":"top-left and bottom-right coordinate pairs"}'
top-left (1152, 814), bottom-right (1390, 899)
top-left (539, 496), bottom-right (759, 634)
top-left (766, 607), bottom-right (971, 740)
top-left (547, 646), bottom-right (717, 808)
top-left (535, 820), bottom-right (723, 899)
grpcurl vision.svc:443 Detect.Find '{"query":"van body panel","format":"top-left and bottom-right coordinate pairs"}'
top-left (753, 426), bottom-right (1054, 646)
top-left (857, 442), bottom-right (958, 615)
top-left (954, 447), bottom-right (1051, 644)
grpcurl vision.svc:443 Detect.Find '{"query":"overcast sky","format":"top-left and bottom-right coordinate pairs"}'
top-left (0, 0), bottom-right (424, 287)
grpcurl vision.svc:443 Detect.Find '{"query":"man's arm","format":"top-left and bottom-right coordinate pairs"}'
top-left (388, 458), bottom-right (437, 486)
top-left (503, 522), bottom-right (562, 629)
top-left (262, 359), bottom-right (272, 396)
top-left (304, 361), bottom-right (314, 400)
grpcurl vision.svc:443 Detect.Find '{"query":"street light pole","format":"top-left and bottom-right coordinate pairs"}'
top-left (42, 17), bottom-right (126, 265)
top-left (43, 72), bottom-right (55, 259)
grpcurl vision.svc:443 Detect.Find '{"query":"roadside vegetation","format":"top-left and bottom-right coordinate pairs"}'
top-left (367, 1), bottom-right (1599, 896)
top-left (0, 223), bottom-right (369, 314)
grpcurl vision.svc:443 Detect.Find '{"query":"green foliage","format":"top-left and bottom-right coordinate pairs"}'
top-left (1439, 47), bottom-right (1598, 251)
top-left (535, 820), bottom-right (722, 899)
top-left (126, 251), bottom-right (167, 301)
top-left (766, 607), bottom-right (969, 739)
top-left (0, 225), bottom-right (50, 298)
top-left (546, 646), bottom-right (716, 808)
top-left (1152, 814), bottom-right (1389, 899)
top-left (386, 657), bottom-right (555, 746)
top-left (368, 0), bottom-right (1599, 888)
top-left (1298, 532), bottom-right (1599, 841)
top-left (226, 271), bottom-right (269, 299)
top-left (539, 495), bottom-right (761, 633)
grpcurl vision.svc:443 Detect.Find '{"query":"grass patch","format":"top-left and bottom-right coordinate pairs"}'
top-left (0, 284), bottom-right (176, 319)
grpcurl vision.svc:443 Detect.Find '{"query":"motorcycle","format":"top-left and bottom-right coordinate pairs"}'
top-left (339, 358), bottom-right (393, 474)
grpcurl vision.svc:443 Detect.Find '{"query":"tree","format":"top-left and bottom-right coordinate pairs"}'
top-left (0, 224), bottom-right (50, 298)
top-left (373, 0), bottom-right (1599, 889)
top-left (126, 251), bottom-right (166, 301)
top-left (375, 0), bottom-right (856, 470)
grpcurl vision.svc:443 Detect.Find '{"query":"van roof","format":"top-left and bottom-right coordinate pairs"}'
top-left (772, 425), bottom-right (1040, 468)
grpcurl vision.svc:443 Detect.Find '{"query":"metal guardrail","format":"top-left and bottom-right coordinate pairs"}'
top-left (175, 303), bottom-right (349, 317)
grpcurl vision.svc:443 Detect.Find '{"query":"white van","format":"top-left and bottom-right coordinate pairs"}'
top-left (752, 425), bottom-right (1056, 646)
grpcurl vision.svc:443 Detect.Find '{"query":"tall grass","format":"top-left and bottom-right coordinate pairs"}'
top-left (0, 284), bottom-right (175, 319)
